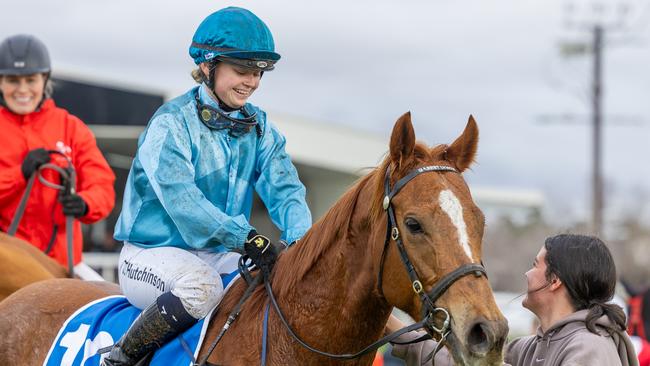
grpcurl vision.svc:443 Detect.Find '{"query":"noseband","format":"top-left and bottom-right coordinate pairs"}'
top-left (378, 164), bottom-right (487, 340)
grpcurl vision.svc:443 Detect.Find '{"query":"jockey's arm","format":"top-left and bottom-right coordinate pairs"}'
top-left (253, 118), bottom-right (311, 244)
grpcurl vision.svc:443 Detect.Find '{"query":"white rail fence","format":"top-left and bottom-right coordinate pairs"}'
top-left (83, 252), bottom-right (120, 283)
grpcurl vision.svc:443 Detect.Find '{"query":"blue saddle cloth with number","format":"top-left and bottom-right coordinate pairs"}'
top-left (43, 295), bottom-right (211, 366)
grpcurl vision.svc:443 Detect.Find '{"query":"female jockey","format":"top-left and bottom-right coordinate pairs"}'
top-left (0, 34), bottom-right (115, 270)
top-left (105, 7), bottom-right (312, 365)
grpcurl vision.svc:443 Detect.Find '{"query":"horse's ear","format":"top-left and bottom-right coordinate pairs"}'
top-left (389, 112), bottom-right (416, 169)
top-left (447, 115), bottom-right (479, 172)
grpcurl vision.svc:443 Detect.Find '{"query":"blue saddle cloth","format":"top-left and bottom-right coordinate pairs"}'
top-left (43, 296), bottom-right (211, 366)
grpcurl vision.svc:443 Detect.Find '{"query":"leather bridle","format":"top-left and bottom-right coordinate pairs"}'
top-left (377, 164), bottom-right (487, 341)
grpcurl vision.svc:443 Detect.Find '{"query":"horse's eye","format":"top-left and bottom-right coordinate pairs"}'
top-left (404, 217), bottom-right (423, 234)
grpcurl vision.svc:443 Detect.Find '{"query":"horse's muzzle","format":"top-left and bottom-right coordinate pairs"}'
top-left (465, 318), bottom-right (509, 357)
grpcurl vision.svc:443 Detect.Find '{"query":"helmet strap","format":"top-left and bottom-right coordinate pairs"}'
top-left (201, 62), bottom-right (241, 112)
top-left (201, 81), bottom-right (238, 113)
top-left (201, 60), bottom-right (219, 90)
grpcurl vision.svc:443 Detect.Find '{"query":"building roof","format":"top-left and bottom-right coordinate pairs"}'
top-left (266, 111), bottom-right (387, 174)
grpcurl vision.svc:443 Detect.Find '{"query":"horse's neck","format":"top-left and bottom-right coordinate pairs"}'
top-left (201, 178), bottom-right (391, 364)
top-left (279, 183), bottom-right (391, 351)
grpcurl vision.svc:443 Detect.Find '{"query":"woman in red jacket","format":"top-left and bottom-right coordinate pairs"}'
top-left (0, 34), bottom-right (115, 270)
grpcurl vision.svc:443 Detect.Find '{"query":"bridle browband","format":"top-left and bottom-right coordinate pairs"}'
top-left (197, 164), bottom-right (489, 365)
top-left (378, 164), bottom-right (487, 344)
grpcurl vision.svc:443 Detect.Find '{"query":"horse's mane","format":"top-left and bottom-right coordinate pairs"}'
top-left (272, 169), bottom-right (377, 298)
top-left (273, 142), bottom-right (441, 298)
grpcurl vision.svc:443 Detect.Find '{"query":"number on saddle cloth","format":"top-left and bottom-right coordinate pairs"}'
top-left (44, 296), bottom-right (212, 366)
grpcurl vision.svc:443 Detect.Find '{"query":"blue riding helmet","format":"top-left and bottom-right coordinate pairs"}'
top-left (189, 7), bottom-right (280, 71)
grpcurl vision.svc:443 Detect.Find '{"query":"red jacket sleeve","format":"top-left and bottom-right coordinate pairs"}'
top-left (67, 115), bottom-right (116, 224)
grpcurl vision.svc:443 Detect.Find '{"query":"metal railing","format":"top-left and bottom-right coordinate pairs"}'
top-left (83, 252), bottom-right (120, 283)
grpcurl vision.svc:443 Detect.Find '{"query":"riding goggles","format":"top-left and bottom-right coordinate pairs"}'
top-left (194, 88), bottom-right (261, 137)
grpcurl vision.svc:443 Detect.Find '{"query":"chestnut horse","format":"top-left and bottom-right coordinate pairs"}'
top-left (0, 231), bottom-right (67, 302)
top-left (0, 113), bottom-right (508, 365)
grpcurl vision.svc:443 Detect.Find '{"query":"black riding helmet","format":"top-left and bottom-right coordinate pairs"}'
top-left (0, 34), bottom-right (51, 76)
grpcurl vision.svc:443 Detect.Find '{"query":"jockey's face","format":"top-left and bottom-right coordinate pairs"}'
top-left (0, 73), bottom-right (46, 115)
top-left (201, 62), bottom-right (261, 109)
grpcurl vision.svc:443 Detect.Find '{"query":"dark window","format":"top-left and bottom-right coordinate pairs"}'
top-left (52, 77), bottom-right (164, 125)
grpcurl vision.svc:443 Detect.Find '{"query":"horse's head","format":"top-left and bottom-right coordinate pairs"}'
top-left (376, 112), bottom-right (508, 365)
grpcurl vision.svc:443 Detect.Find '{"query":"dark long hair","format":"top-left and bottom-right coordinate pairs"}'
top-left (544, 234), bottom-right (626, 334)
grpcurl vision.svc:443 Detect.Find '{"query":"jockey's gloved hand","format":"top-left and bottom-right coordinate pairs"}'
top-left (244, 230), bottom-right (277, 277)
top-left (21, 148), bottom-right (51, 180)
top-left (60, 193), bottom-right (88, 218)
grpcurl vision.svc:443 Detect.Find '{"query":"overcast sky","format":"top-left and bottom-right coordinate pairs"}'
top-left (3, 0), bottom-right (650, 224)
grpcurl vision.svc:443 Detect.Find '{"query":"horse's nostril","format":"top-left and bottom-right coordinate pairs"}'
top-left (467, 322), bottom-right (491, 356)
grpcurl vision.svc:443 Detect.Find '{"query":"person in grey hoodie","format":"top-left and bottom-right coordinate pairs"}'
top-left (391, 234), bottom-right (639, 366)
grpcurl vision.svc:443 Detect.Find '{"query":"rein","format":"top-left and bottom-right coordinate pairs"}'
top-left (264, 279), bottom-right (433, 360)
top-left (195, 256), bottom-right (262, 366)
top-left (7, 150), bottom-right (76, 277)
top-left (198, 261), bottom-right (432, 365)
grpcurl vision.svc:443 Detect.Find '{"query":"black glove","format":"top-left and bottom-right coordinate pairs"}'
top-left (60, 193), bottom-right (88, 218)
top-left (21, 148), bottom-right (51, 180)
top-left (244, 230), bottom-right (277, 277)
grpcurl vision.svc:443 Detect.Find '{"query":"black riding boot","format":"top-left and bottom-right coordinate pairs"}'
top-left (102, 292), bottom-right (197, 366)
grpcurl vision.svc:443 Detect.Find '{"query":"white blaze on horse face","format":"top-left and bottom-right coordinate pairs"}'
top-left (438, 190), bottom-right (473, 261)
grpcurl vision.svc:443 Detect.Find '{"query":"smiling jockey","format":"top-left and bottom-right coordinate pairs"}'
top-left (105, 7), bottom-right (312, 366)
